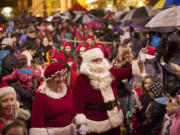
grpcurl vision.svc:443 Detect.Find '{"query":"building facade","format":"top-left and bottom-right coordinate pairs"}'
top-left (29, 0), bottom-right (75, 17)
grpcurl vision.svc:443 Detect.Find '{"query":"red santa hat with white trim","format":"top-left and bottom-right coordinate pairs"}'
top-left (0, 82), bottom-right (16, 98)
top-left (82, 48), bottom-right (104, 63)
top-left (44, 62), bottom-right (66, 80)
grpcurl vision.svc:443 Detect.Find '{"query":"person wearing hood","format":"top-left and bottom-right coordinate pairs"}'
top-left (6, 20), bottom-right (14, 36)
top-left (169, 95), bottom-right (180, 135)
top-left (161, 96), bottom-right (180, 135)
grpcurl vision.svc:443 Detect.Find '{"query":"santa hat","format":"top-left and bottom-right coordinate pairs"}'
top-left (85, 35), bottom-right (93, 41)
top-left (146, 46), bottom-right (156, 55)
top-left (44, 62), bottom-right (66, 80)
top-left (0, 82), bottom-right (16, 98)
top-left (64, 42), bottom-right (73, 48)
top-left (82, 48), bottom-right (104, 63)
top-left (17, 54), bottom-right (27, 60)
top-left (41, 24), bottom-right (46, 27)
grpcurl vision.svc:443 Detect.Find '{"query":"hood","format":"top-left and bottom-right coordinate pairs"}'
top-left (8, 20), bottom-right (13, 26)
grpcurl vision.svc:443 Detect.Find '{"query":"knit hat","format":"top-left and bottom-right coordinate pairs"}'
top-left (150, 80), bottom-right (165, 98)
top-left (1, 38), bottom-right (13, 46)
top-left (44, 62), bottom-right (66, 80)
top-left (64, 42), bottom-right (73, 48)
top-left (0, 82), bottom-right (16, 98)
top-left (82, 48), bottom-right (104, 63)
top-left (27, 26), bottom-right (35, 33)
top-left (17, 54), bottom-right (27, 60)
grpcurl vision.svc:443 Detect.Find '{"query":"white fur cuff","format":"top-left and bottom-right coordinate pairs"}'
top-left (74, 114), bottom-right (87, 125)
top-left (29, 128), bottom-right (48, 135)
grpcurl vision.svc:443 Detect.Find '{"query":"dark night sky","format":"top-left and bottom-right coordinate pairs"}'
top-left (0, 0), bottom-right (17, 7)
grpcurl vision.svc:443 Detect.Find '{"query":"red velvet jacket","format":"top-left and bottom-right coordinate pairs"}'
top-left (72, 66), bottom-right (133, 121)
top-left (31, 86), bottom-right (74, 128)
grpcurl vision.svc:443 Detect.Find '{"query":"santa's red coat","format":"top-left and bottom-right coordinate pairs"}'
top-left (72, 66), bottom-right (132, 134)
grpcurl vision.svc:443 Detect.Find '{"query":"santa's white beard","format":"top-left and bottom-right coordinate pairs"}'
top-left (80, 59), bottom-right (114, 90)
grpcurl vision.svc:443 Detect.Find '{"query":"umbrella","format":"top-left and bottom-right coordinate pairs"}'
top-left (46, 11), bottom-right (73, 22)
top-left (146, 6), bottom-right (180, 27)
top-left (82, 14), bottom-right (100, 24)
top-left (122, 6), bottom-right (161, 27)
top-left (87, 8), bottom-right (110, 18)
top-left (122, 6), bottom-right (160, 21)
top-left (153, 0), bottom-right (180, 10)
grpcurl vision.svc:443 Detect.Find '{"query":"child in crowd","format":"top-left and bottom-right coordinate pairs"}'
top-left (2, 54), bottom-right (41, 109)
top-left (161, 96), bottom-right (179, 135)
top-left (2, 54), bottom-right (41, 92)
top-left (129, 81), bottom-right (143, 135)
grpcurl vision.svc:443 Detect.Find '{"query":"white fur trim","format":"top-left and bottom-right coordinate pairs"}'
top-left (100, 85), bottom-right (124, 129)
top-left (30, 124), bottom-right (77, 135)
top-left (82, 48), bottom-right (104, 63)
top-left (0, 86), bottom-right (16, 98)
top-left (85, 108), bottom-right (123, 133)
top-left (39, 82), bottom-right (67, 99)
top-left (45, 69), bottom-right (67, 81)
top-left (29, 128), bottom-right (48, 135)
top-left (74, 114), bottom-right (87, 125)
top-left (132, 60), bottom-right (146, 78)
top-left (146, 54), bottom-right (155, 59)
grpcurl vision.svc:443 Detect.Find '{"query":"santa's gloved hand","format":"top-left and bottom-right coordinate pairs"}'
top-left (78, 124), bottom-right (88, 135)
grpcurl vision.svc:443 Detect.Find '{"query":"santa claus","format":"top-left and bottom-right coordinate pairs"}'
top-left (73, 48), bottom-right (133, 135)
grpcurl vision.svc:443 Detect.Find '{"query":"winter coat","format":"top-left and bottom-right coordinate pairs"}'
top-left (161, 114), bottom-right (173, 135)
top-left (169, 95), bottom-right (180, 135)
top-left (1, 53), bottom-right (17, 77)
top-left (145, 57), bottom-right (163, 82)
top-left (141, 99), bottom-right (166, 135)
top-left (162, 63), bottom-right (180, 96)
top-left (2, 65), bottom-right (41, 91)
top-left (6, 20), bottom-right (13, 36)
top-left (10, 81), bottom-right (34, 110)
top-left (0, 50), bottom-right (9, 73)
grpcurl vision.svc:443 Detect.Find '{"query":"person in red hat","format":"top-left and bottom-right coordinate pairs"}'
top-left (85, 35), bottom-right (98, 49)
top-left (39, 23), bottom-right (52, 38)
top-left (30, 62), bottom-right (77, 135)
top-left (71, 44), bottom-right (87, 74)
top-left (0, 82), bottom-right (17, 133)
top-left (2, 54), bottom-right (41, 110)
top-left (73, 48), bottom-right (133, 135)
top-left (2, 54), bottom-right (41, 92)
top-left (57, 42), bottom-right (74, 66)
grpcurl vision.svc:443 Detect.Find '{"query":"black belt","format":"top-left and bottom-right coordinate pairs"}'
top-left (85, 98), bottom-right (119, 111)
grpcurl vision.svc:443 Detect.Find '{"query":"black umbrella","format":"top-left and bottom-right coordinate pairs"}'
top-left (87, 8), bottom-right (110, 18)
top-left (122, 6), bottom-right (161, 27)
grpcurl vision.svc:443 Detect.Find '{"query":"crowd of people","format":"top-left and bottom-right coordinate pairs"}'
top-left (0, 16), bottom-right (180, 135)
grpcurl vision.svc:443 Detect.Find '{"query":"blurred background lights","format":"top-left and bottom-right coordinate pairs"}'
top-left (1, 7), bottom-right (13, 18)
